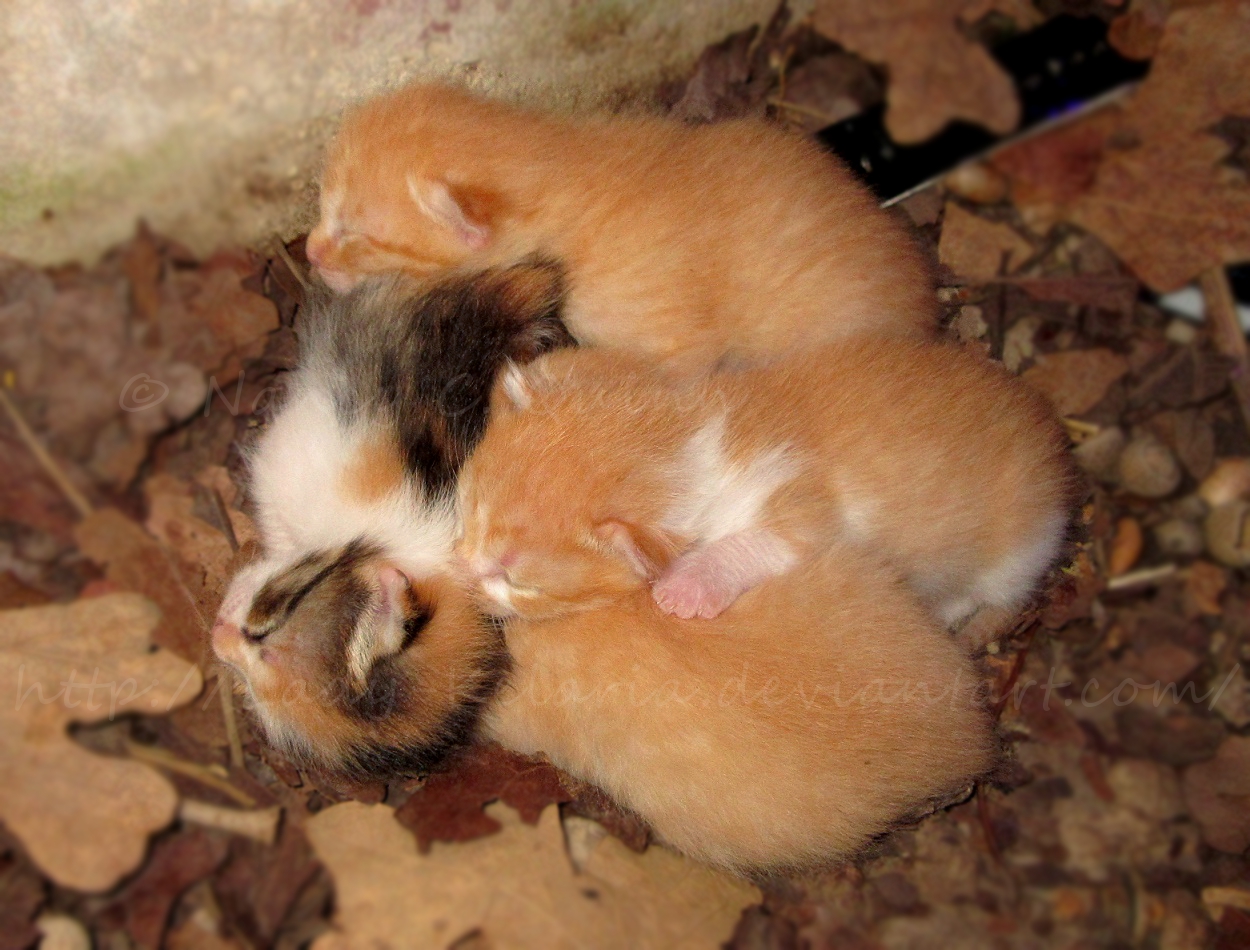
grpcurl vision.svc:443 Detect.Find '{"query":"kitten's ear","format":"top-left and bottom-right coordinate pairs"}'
top-left (345, 564), bottom-right (412, 684)
top-left (593, 519), bottom-right (679, 581)
top-left (406, 175), bottom-right (495, 250)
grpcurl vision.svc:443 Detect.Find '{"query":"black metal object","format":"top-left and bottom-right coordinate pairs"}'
top-left (817, 15), bottom-right (1151, 204)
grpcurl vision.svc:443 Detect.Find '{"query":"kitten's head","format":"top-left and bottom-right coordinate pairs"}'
top-left (306, 84), bottom-right (518, 292)
top-left (211, 542), bottom-right (505, 779)
top-left (456, 352), bottom-right (681, 621)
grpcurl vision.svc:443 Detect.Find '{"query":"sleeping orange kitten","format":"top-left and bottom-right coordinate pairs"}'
top-left (458, 344), bottom-right (1077, 647)
top-left (487, 545), bottom-right (993, 870)
top-left (305, 83), bottom-right (937, 371)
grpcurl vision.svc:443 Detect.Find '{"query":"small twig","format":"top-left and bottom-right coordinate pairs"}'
top-left (766, 97), bottom-right (841, 125)
top-left (215, 666), bottom-right (246, 769)
top-left (1200, 266), bottom-right (1250, 435)
top-left (991, 621), bottom-right (1038, 717)
top-left (125, 740), bottom-right (255, 807)
top-left (976, 784), bottom-right (1004, 866)
top-left (0, 385), bottom-right (94, 520)
top-left (1062, 418), bottom-right (1102, 440)
top-left (271, 237), bottom-right (310, 294)
top-left (1105, 562), bottom-right (1178, 592)
top-left (180, 799), bottom-right (280, 844)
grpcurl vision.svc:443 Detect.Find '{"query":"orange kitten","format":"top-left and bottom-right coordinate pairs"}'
top-left (306, 83), bottom-right (937, 371)
top-left (485, 546), bottom-right (994, 871)
top-left (459, 344), bottom-right (1077, 647)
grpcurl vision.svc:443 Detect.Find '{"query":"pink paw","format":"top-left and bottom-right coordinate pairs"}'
top-left (651, 566), bottom-right (738, 620)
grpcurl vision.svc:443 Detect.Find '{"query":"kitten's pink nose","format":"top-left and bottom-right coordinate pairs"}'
top-left (210, 620), bottom-right (242, 657)
top-left (470, 551), bottom-right (516, 580)
top-left (305, 232), bottom-right (328, 267)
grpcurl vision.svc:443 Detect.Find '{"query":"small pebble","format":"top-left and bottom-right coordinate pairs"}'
top-left (1205, 501), bottom-right (1250, 568)
top-left (37, 915), bottom-right (90, 950)
top-left (1109, 517), bottom-right (1144, 575)
top-left (1165, 318), bottom-right (1199, 345)
top-left (1153, 518), bottom-right (1205, 558)
top-left (1118, 433), bottom-right (1182, 498)
top-left (954, 305), bottom-right (987, 342)
top-left (1073, 426), bottom-right (1126, 484)
top-left (943, 162), bottom-right (1009, 204)
top-left (1198, 458), bottom-right (1250, 508)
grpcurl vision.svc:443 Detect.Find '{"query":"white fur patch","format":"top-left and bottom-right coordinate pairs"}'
top-left (481, 577), bottom-right (514, 612)
top-left (662, 416), bottom-right (799, 543)
top-left (970, 511), bottom-right (1069, 611)
top-left (499, 362), bottom-right (532, 410)
top-left (247, 377), bottom-right (459, 580)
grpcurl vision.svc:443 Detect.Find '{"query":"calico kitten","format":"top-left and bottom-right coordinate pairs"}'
top-left (486, 545), bottom-right (993, 871)
top-left (305, 83), bottom-right (937, 372)
top-left (458, 344), bottom-right (1077, 647)
top-left (211, 264), bottom-right (572, 776)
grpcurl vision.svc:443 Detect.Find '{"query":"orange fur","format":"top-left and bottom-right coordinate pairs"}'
top-left (459, 343), bottom-right (1077, 644)
top-left (484, 546), bottom-right (994, 871)
top-left (307, 83), bottom-right (938, 371)
top-left (339, 434), bottom-right (406, 504)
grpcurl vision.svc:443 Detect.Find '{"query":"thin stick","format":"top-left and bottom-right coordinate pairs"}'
top-left (271, 238), bottom-right (310, 294)
top-left (180, 799), bottom-right (280, 844)
top-left (215, 667), bottom-right (246, 769)
top-left (0, 386), bottom-right (94, 519)
top-left (1062, 418), bottom-right (1102, 439)
top-left (1105, 562), bottom-right (1178, 592)
top-left (1200, 266), bottom-right (1250, 435)
top-left (125, 740), bottom-right (256, 807)
top-left (766, 97), bottom-right (841, 125)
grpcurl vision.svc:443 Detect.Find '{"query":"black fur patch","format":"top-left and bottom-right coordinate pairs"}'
top-left (300, 262), bottom-right (575, 497)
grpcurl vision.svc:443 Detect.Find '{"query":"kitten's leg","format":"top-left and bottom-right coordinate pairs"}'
top-left (954, 603), bottom-right (1022, 652)
top-left (652, 529), bottom-right (796, 620)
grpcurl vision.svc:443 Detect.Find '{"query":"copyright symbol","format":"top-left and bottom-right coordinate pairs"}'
top-left (119, 373), bottom-right (170, 412)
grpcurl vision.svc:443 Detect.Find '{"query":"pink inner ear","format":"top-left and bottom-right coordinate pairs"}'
top-left (376, 565), bottom-right (411, 613)
top-left (593, 519), bottom-right (658, 580)
top-left (407, 175), bottom-right (492, 250)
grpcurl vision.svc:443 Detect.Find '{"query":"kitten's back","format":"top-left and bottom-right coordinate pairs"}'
top-left (486, 544), bottom-right (993, 871)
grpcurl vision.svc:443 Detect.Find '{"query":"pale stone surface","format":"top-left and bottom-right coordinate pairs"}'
top-left (1, 0), bottom-right (798, 264)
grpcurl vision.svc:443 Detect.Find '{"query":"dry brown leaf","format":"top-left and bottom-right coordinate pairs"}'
top-left (1108, 0), bottom-right (1172, 60)
top-left (940, 203), bottom-right (1035, 282)
top-left (0, 594), bottom-right (202, 890)
top-left (1068, 135), bottom-right (1250, 291)
top-left (1185, 560), bottom-right (1228, 615)
top-left (1183, 735), bottom-right (1250, 852)
top-left (1066, 3), bottom-right (1250, 290)
top-left (394, 744), bottom-right (572, 851)
top-left (307, 801), bottom-right (757, 950)
top-left (75, 507), bottom-right (212, 663)
top-left (812, 0), bottom-right (1024, 143)
top-left (1022, 348), bottom-right (1131, 416)
top-left (143, 471), bottom-right (256, 617)
top-left (938, 203), bottom-right (1034, 283)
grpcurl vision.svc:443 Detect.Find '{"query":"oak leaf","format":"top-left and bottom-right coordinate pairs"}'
top-left (1183, 735), bottom-right (1250, 852)
top-left (1003, 2), bottom-right (1250, 290)
top-left (394, 744), bottom-right (572, 851)
top-left (308, 801), bottom-right (757, 950)
top-left (0, 594), bottom-right (203, 891)
top-left (1022, 348), bottom-right (1130, 416)
top-left (812, 0), bottom-right (1027, 143)
top-left (938, 203), bottom-right (1034, 282)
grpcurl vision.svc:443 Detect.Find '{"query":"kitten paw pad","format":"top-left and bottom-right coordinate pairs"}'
top-left (651, 572), bottom-right (736, 620)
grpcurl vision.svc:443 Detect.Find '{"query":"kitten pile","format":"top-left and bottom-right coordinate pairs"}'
top-left (212, 83), bottom-right (1075, 872)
